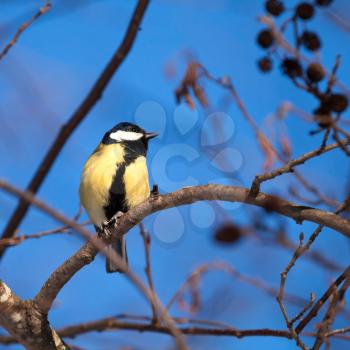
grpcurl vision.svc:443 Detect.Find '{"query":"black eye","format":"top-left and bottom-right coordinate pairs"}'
top-left (131, 127), bottom-right (137, 132)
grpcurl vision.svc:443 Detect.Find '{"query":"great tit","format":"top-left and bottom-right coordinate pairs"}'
top-left (79, 122), bottom-right (157, 273)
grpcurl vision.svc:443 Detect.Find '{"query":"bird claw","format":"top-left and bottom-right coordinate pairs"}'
top-left (150, 184), bottom-right (159, 200)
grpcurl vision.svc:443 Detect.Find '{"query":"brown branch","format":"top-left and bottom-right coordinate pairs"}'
top-left (2, 313), bottom-right (350, 346)
top-left (166, 262), bottom-right (308, 312)
top-left (250, 133), bottom-right (346, 197)
top-left (0, 317), bottom-right (292, 343)
top-left (0, 0), bottom-right (150, 259)
top-left (0, 281), bottom-right (67, 350)
top-left (35, 242), bottom-right (98, 313)
top-left (0, 221), bottom-right (89, 248)
top-left (139, 223), bottom-right (158, 324)
top-left (276, 192), bottom-right (350, 349)
top-left (312, 274), bottom-right (350, 350)
top-left (0, 2), bottom-right (51, 61)
top-left (296, 266), bottom-right (350, 334)
top-left (277, 232), bottom-right (311, 350)
top-left (178, 62), bottom-right (338, 207)
top-left (0, 180), bottom-right (188, 350)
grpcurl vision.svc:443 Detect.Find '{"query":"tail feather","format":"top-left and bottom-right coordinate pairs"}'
top-left (105, 236), bottom-right (128, 273)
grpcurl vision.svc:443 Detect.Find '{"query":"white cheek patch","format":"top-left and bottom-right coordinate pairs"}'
top-left (110, 130), bottom-right (143, 142)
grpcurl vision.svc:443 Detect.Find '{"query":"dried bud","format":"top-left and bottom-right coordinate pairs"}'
top-left (257, 56), bottom-right (273, 73)
top-left (281, 58), bottom-right (302, 78)
top-left (296, 3), bottom-right (315, 20)
top-left (314, 106), bottom-right (332, 128)
top-left (257, 29), bottom-right (274, 49)
top-left (301, 31), bottom-right (321, 51)
top-left (315, 0), bottom-right (333, 6)
top-left (214, 223), bottom-right (243, 245)
top-left (306, 62), bottom-right (325, 82)
top-left (326, 94), bottom-right (349, 113)
top-left (265, 0), bottom-right (285, 16)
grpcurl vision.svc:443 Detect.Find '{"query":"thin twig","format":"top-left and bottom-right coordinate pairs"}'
top-left (250, 130), bottom-right (344, 197)
top-left (296, 266), bottom-right (350, 334)
top-left (0, 179), bottom-right (188, 350)
top-left (0, 0), bottom-right (150, 259)
top-left (0, 221), bottom-right (89, 247)
top-left (0, 1), bottom-right (51, 61)
top-left (139, 223), bottom-right (158, 324)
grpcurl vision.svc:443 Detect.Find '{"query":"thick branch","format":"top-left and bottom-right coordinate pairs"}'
top-left (113, 185), bottom-right (350, 240)
top-left (34, 242), bottom-right (98, 313)
top-left (0, 0), bottom-right (150, 258)
top-left (0, 281), bottom-right (67, 350)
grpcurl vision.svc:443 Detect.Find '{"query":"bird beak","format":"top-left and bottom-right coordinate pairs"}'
top-left (145, 132), bottom-right (158, 140)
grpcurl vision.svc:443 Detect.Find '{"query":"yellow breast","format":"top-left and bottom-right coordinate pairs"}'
top-left (79, 143), bottom-right (125, 226)
top-left (123, 156), bottom-right (150, 209)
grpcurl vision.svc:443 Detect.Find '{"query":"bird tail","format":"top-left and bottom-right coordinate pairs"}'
top-left (105, 236), bottom-right (128, 273)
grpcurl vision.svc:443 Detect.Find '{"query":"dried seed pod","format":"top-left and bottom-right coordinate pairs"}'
top-left (281, 58), bottom-right (303, 78)
top-left (296, 2), bottom-right (315, 20)
top-left (301, 31), bottom-right (321, 51)
top-left (314, 105), bottom-right (332, 127)
top-left (214, 223), bottom-right (243, 244)
top-left (326, 94), bottom-right (349, 113)
top-left (258, 56), bottom-right (273, 73)
top-left (257, 29), bottom-right (274, 49)
top-left (306, 62), bottom-right (325, 82)
top-left (265, 0), bottom-right (285, 16)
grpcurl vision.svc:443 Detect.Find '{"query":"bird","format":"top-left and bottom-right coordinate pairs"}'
top-left (79, 122), bottom-right (158, 273)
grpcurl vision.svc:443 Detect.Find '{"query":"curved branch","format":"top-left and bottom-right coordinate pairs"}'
top-left (34, 242), bottom-right (98, 313)
top-left (114, 185), bottom-right (350, 240)
top-left (1, 180), bottom-right (350, 317)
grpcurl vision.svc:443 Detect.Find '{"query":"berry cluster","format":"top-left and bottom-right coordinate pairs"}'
top-left (257, 1), bottom-right (332, 73)
top-left (256, 0), bottom-right (348, 129)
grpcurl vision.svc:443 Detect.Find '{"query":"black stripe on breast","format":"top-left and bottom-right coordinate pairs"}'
top-left (104, 141), bottom-right (148, 220)
top-left (103, 163), bottom-right (128, 220)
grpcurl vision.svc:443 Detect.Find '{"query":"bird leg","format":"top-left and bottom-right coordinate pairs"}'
top-left (150, 184), bottom-right (159, 199)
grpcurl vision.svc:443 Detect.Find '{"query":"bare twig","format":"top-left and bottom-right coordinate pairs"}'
top-left (0, 0), bottom-right (150, 259)
top-left (167, 262), bottom-right (308, 312)
top-left (0, 180), bottom-right (188, 350)
top-left (296, 266), bottom-right (350, 334)
top-left (0, 221), bottom-right (89, 248)
top-left (139, 223), bottom-right (158, 324)
top-left (249, 132), bottom-right (344, 197)
top-left (0, 1), bottom-right (51, 61)
top-left (277, 233), bottom-right (309, 350)
top-left (312, 274), bottom-right (350, 350)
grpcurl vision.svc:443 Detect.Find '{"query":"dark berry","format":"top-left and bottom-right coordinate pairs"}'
top-left (281, 58), bottom-right (303, 78)
top-left (327, 94), bottom-right (349, 113)
top-left (258, 56), bottom-right (273, 72)
top-left (315, 0), bottom-right (333, 6)
top-left (214, 223), bottom-right (243, 245)
top-left (265, 0), bottom-right (285, 16)
top-left (301, 31), bottom-right (321, 51)
top-left (257, 29), bottom-right (274, 49)
top-left (296, 3), bottom-right (315, 20)
top-left (306, 62), bottom-right (325, 82)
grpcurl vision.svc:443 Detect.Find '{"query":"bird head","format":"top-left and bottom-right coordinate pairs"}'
top-left (102, 122), bottom-right (158, 146)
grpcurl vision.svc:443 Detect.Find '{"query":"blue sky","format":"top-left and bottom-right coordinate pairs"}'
top-left (0, 1), bottom-right (349, 349)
